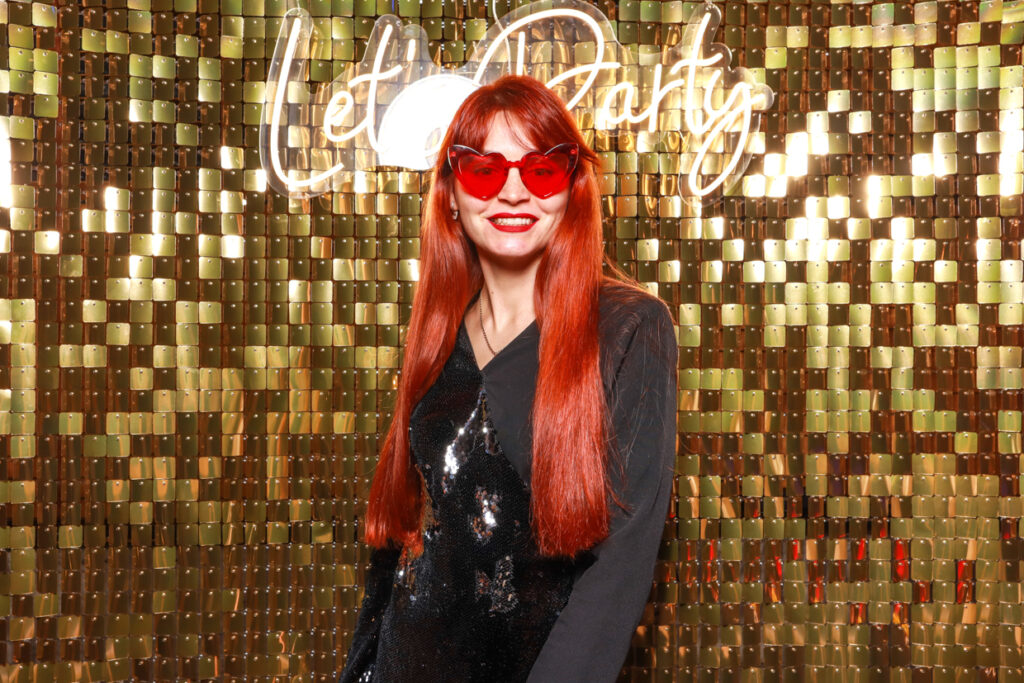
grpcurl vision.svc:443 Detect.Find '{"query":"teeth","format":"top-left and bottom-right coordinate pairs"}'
top-left (491, 217), bottom-right (534, 226)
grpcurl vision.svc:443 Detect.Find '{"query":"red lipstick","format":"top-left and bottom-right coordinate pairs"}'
top-left (486, 213), bottom-right (538, 233)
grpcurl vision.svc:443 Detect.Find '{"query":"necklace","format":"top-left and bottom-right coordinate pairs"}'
top-left (478, 288), bottom-right (497, 357)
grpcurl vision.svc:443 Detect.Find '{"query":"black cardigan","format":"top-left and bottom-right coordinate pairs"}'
top-left (338, 283), bottom-right (678, 683)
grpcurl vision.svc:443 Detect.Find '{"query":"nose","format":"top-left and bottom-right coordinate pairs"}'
top-left (496, 167), bottom-right (530, 203)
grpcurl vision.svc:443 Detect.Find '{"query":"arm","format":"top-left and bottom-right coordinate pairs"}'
top-left (337, 545), bottom-right (400, 683)
top-left (527, 302), bottom-right (678, 683)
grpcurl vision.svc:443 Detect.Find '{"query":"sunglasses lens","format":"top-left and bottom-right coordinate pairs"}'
top-left (454, 153), bottom-right (507, 199)
top-left (520, 149), bottom-right (575, 198)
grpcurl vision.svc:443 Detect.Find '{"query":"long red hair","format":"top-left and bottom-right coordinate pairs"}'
top-left (365, 75), bottom-right (610, 557)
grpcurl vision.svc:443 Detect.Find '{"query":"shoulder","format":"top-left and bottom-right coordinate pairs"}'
top-left (598, 278), bottom-right (675, 346)
top-left (597, 279), bottom-right (676, 387)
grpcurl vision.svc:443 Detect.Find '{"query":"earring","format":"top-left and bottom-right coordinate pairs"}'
top-left (451, 207), bottom-right (460, 221)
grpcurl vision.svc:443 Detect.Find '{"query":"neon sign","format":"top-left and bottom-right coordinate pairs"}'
top-left (260, 0), bottom-right (774, 206)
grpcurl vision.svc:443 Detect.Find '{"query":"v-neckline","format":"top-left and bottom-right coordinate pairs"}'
top-left (459, 316), bottom-right (538, 374)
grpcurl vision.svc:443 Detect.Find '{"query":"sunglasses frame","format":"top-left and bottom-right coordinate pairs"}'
top-left (447, 142), bottom-right (580, 200)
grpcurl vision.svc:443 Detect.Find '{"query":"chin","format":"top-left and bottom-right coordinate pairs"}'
top-left (480, 243), bottom-right (544, 269)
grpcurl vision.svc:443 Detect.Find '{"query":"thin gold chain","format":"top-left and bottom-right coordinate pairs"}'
top-left (478, 288), bottom-right (497, 357)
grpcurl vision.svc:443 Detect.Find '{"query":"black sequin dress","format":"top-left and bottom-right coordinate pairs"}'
top-left (338, 321), bottom-right (577, 683)
top-left (339, 285), bottom-right (678, 683)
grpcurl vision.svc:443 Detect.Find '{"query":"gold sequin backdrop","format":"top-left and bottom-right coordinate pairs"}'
top-left (2, 0), bottom-right (1024, 680)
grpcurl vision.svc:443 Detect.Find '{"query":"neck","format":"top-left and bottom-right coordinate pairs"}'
top-left (478, 258), bottom-right (539, 333)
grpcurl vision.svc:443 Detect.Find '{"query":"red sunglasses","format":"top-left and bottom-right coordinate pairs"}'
top-left (447, 143), bottom-right (579, 200)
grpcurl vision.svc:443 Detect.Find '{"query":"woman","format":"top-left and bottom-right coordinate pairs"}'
top-left (338, 75), bottom-right (677, 683)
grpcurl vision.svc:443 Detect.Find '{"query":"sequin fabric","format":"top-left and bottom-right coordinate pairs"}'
top-left (470, 486), bottom-right (502, 543)
top-left (338, 326), bottom-right (576, 683)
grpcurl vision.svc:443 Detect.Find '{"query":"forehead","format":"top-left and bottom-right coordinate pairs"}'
top-left (479, 113), bottom-right (538, 157)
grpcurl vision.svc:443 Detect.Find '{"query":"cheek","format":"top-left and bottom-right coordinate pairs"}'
top-left (541, 193), bottom-right (570, 224)
top-left (452, 190), bottom-right (482, 221)
top-left (453, 184), bottom-right (478, 207)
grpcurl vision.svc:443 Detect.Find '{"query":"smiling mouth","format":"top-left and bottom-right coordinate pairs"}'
top-left (488, 216), bottom-right (537, 232)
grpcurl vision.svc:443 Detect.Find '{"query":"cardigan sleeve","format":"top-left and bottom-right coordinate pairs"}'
top-left (526, 301), bottom-right (678, 683)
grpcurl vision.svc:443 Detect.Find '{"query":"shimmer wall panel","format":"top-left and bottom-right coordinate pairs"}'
top-left (2, 0), bottom-right (1024, 681)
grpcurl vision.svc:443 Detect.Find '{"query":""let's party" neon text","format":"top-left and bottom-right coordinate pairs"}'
top-left (261, 1), bottom-right (774, 201)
